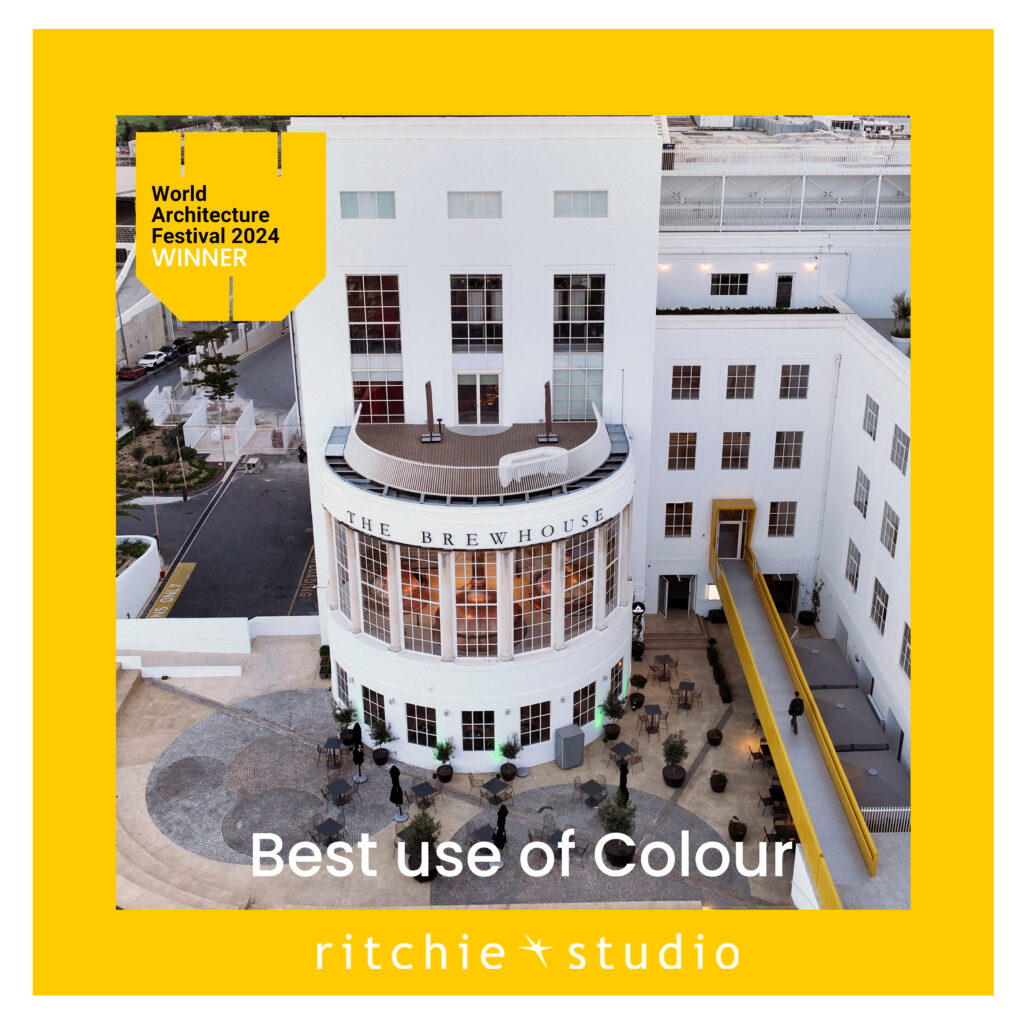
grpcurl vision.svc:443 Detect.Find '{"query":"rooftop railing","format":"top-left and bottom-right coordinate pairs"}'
top-left (666, 140), bottom-right (910, 171)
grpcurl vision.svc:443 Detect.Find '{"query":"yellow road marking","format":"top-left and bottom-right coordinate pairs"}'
top-left (287, 545), bottom-right (316, 616)
top-left (147, 562), bottom-right (196, 618)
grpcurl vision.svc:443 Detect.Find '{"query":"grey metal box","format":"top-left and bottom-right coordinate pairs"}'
top-left (554, 724), bottom-right (585, 769)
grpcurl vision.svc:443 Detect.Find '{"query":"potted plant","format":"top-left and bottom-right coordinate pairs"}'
top-left (629, 673), bottom-right (647, 711)
top-left (433, 738), bottom-right (456, 783)
top-left (498, 734), bottom-right (521, 782)
top-left (710, 769), bottom-right (728, 793)
top-left (706, 727), bottom-right (723, 747)
top-left (369, 720), bottom-right (397, 765)
top-left (597, 791), bottom-right (637, 868)
top-left (332, 703), bottom-right (356, 745)
top-left (402, 810), bottom-right (442, 882)
top-left (318, 644), bottom-right (331, 680)
top-left (889, 290), bottom-right (910, 355)
top-left (798, 578), bottom-right (824, 626)
top-left (728, 816), bottom-right (748, 841)
top-left (706, 637), bottom-right (720, 666)
top-left (661, 731), bottom-right (689, 788)
top-left (632, 608), bottom-right (645, 661)
top-left (601, 690), bottom-right (626, 741)
top-left (718, 681), bottom-right (733, 704)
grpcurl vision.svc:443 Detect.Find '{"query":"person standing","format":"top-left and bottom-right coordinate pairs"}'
top-left (788, 691), bottom-right (805, 734)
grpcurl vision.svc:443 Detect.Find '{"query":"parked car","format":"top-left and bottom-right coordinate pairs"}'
top-left (174, 336), bottom-right (196, 356)
top-left (138, 351), bottom-right (166, 369)
top-left (159, 344), bottom-right (178, 362)
top-left (117, 363), bottom-right (147, 380)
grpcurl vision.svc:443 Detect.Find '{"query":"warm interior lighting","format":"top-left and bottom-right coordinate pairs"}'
top-left (658, 263), bottom-right (671, 271)
top-left (699, 263), bottom-right (712, 272)
top-left (706, 583), bottom-right (720, 601)
top-left (756, 262), bottom-right (770, 270)
top-left (804, 261), bottom-right (818, 271)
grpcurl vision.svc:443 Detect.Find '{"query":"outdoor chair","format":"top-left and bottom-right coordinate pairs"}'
top-left (747, 746), bottom-right (765, 768)
top-left (527, 828), bottom-right (543, 843)
top-left (572, 776), bottom-right (583, 801)
top-left (764, 755), bottom-right (776, 772)
top-left (542, 811), bottom-right (556, 830)
top-left (467, 773), bottom-right (485, 798)
top-left (752, 713), bottom-right (762, 733)
top-left (573, 833), bottom-right (592, 858)
top-left (315, 744), bottom-right (327, 768)
top-left (627, 752), bottom-right (644, 772)
top-left (691, 689), bottom-right (703, 711)
top-left (431, 781), bottom-right (446, 804)
top-left (757, 793), bottom-right (774, 815)
top-left (763, 826), bottom-right (779, 845)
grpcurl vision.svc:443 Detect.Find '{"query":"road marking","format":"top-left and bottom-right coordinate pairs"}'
top-left (287, 545), bottom-right (317, 615)
top-left (147, 562), bottom-right (196, 618)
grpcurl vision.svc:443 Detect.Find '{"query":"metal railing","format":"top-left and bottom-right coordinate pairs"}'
top-left (659, 199), bottom-right (909, 231)
top-left (343, 404), bottom-right (613, 498)
top-left (710, 551), bottom-right (842, 910)
top-left (742, 545), bottom-right (879, 877)
top-left (859, 806), bottom-right (911, 833)
top-left (667, 140), bottom-right (910, 170)
top-left (116, 224), bottom-right (137, 243)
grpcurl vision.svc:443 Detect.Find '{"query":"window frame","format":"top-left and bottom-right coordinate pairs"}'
top-left (664, 502), bottom-right (693, 538)
top-left (667, 432), bottom-right (697, 470)
top-left (406, 703), bottom-right (437, 747)
top-left (726, 364), bottom-right (756, 400)
top-left (891, 424), bottom-right (910, 475)
top-left (854, 467), bottom-right (870, 518)
top-left (340, 190), bottom-right (396, 219)
top-left (671, 364), bottom-right (701, 400)
top-left (710, 272), bottom-right (749, 296)
top-left (450, 273), bottom-right (503, 353)
top-left (881, 502), bottom-right (900, 557)
top-left (779, 364), bottom-right (810, 399)
top-left (721, 431), bottom-right (751, 470)
top-left (870, 579), bottom-right (889, 635)
top-left (447, 191), bottom-right (502, 218)
top-left (863, 394), bottom-right (879, 440)
top-left (362, 686), bottom-right (386, 730)
top-left (461, 710), bottom-right (495, 751)
top-left (773, 430), bottom-right (804, 469)
top-left (572, 682), bottom-right (597, 727)
top-left (554, 190), bottom-right (609, 217)
top-left (899, 624), bottom-right (911, 678)
top-left (767, 501), bottom-right (797, 537)
top-left (520, 701), bottom-right (552, 746)
top-left (845, 539), bottom-right (861, 591)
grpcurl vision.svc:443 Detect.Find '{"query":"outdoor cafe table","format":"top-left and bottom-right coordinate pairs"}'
top-left (482, 777), bottom-right (510, 805)
top-left (651, 654), bottom-right (677, 680)
top-left (775, 823), bottom-right (799, 844)
top-left (643, 704), bottom-right (663, 718)
top-left (323, 736), bottom-right (344, 764)
top-left (579, 779), bottom-right (607, 807)
top-left (313, 817), bottom-right (343, 842)
top-left (470, 825), bottom-right (496, 845)
top-left (326, 777), bottom-right (353, 804)
top-left (611, 741), bottom-right (636, 760)
top-left (411, 780), bottom-right (437, 809)
top-left (674, 680), bottom-right (695, 710)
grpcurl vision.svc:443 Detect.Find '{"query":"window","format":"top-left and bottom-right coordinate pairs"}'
top-left (779, 364), bottom-right (809, 399)
top-left (406, 704), bottom-right (437, 747)
top-left (346, 275), bottom-right (401, 355)
top-left (353, 371), bottom-right (404, 423)
top-left (399, 545), bottom-right (440, 654)
top-left (447, 191), bottom-right (501, 218)
top-left (451, 274), bottom-right (502, 352)
top-left (667, 432), bottom-right (697, 470)
top-left (553, 273), bottom-right (604, 421)
top-left (604, 518), bottom-right (620, 610)
top-left (462, 710), bottom-right (494, 751)
top-left (711, 273), bottom-right (748, 295)
top-left (721, 432), bottom-right (751, 469)
top-left (726, 364), bottom-right (756, 399)
top-left (335, 664), bottom-right (350, 706)
top-left (671, 365), bottom-right (701, 399)
top-left (870, 579), bottom-right (889, 635)
top-left (610, 658), bottom-right (624, 696)
top-left (554, 190), bottom-right (608, 217)
top-left (773, 431), bottom-right (803, 469)
top-left (333, 518), bottom-right (351, 618)
top-left (455, 551), bottom-right (498, 657)
top-left (513, 544), bottom-right (552, 654)
top-left (845, 540), bottom-right (861, 591)
top-left (564, 531), bottom-right (595, 640)
top-left (891, 425), bottom-right (910, 474)
top-left (362, 686), bottom-right (385, 730)
top-left (768, 501), bottom-right (797, 537)
top-left (340, 191), bottom-right (395, 219)
top-left (572, 682), bottom-right (597, 727)
top-left (881, 503), bottom-right (900, 557)
top-left (358, 534), bottom-right (390, 643)
top-left (863, 394), bottom-right (879, 440)
top-left (456, 373), bottom-right (500, 425)
top-left (665, 502), bottom-right (693, 537)
top-left (899, 624), bottom-right (911, 678)
top-left (520, 702), bottom-right (551, 746)
top-left (854, 468), bottom-right (870, 517)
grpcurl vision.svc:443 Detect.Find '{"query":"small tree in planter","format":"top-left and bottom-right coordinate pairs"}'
top-left (728, 816), bottom-right (748, 841)
top-left (601, 691), bottom-right (627, 741)
top-left (706, 727), bottom-right (723, 747)
top-left (402, 810), bottom-right (442, 882)
top-left (661, 731), bottom-right (689, 788)
top-left (597, 791), bottom-right (638, 868)
top-left (718, 681), bottom-right (733, 704)
top-left (499, 734), bottom-right (521, 781)
top-left (632, 608), bottom-right (645, 660)
top-left (318, 644), bottom-right (331, 679)
top-left (370, 720), bottom-right (397, 765)
top-left (433, 738), bottom-right (456, 783)
top-left (890, 290), bottom-right (911, 338)
top-left (629, 673), bottom-right (648, 710)
top-left (710, 769), bottom-right (728, 793)
top-left (332, 703), bottom-right (356, 744)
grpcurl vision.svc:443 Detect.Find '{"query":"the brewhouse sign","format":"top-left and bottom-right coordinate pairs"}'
top-left (334, 503), bottom-right (610, 550)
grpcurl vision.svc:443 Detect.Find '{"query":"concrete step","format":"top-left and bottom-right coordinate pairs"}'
top-left (116, 874), bottom-right (192, 910)
top-left (116, 850), bottom-right (225, 910)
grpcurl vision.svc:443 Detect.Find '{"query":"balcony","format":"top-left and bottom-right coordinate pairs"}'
top-left (326, 406), bottom-right (628, 505)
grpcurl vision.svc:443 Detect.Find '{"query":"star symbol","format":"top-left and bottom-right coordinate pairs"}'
top-left (519, 935), bottom-right (551, 968)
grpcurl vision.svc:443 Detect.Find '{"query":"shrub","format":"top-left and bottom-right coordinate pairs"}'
top-left (601, 691), bottom-right (626, 721)
top-left (597, 791), bottom-right (636, 837)
top-left (179, 445), bottom-right (199, 461)
top-left (662, 732), bottom-right (689, 766)
top-left (153, 468), bottom-right (169, 484)
top-left (403, 810), bottom-right (442, 852)
top-left (629, 673), bottom-right (648, 691)
top-left (707, 608), bottom-right (727, 624)
top-left (433, 739), bottom-right (456, 765)
top-left (131, 444), bottom-right (145, 461)
top-left (499, 734), bottom-right (521, 761)
top-left (116, 539), bottom-right (149, 560)
top-left (712, 663), bottom-right (726, 686)
top-left (370, 720), bottom-right (397, 745)
top-left (718, 681), bottom-right (733, 704)
top-left (143, 454), bottom-right (164, 467)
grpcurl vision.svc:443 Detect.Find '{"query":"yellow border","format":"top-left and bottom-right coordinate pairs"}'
top-left (34, 28), bottom-right (994, 995)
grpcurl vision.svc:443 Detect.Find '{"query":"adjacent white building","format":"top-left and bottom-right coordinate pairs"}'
top-left (289, 115), bottom-right (910, 774)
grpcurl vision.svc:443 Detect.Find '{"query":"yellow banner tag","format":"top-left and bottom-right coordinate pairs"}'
top-left (136, 131), bottom-right (325, 320)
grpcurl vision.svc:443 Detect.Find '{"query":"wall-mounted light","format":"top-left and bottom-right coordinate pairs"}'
top-left (756, 262), bottom-right (770, 271)
top-left (658, 263), bottom-right (671, 271)
top-left (388, 698), bottom-right (396, 705)
top-left (804, 261), bottom-right (818, 271)
top-left (443, 709), bottom-right (450, 717)
top-left (560, 696), bottom-right (566, 704)
top-left (505, 708), bottom-right (511, 715)
top-left (699, 263), bottom-right (712, 272)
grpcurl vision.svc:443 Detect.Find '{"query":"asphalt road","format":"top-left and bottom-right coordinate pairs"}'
top-left (118, 453), bottom-right (317, 618)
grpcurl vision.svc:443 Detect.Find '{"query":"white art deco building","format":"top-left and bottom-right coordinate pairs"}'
top-left (289, 116), bottom-right (910, 774)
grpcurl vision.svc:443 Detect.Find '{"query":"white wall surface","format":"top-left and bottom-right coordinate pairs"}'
top-left (116, 616), bottom-right (252, 654)
top-left (116, 535), bottom-right (161, 618)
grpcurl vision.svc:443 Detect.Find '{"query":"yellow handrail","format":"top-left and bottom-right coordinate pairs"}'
top-left (712, 557), bottom-right (843, 910)
top-left (743, 547), bottom-right (879, 877)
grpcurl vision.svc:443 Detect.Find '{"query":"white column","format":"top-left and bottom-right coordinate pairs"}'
top-left (551, 540), bottom-right (566, 651)
top-left (873, 174), bottom-right (883, 229)
top-left (593, 523), bottom-right (608, 631)
top-left (497, 549), bottom-right (514, 661)
top-left (386, 543), bottom-right (402, 652)
top-left (346, 528), bottom-right (363, 634)
top-left (618, 505), bottom-right (631, 607)
top-left (438, 551), bottom-right (455, 662)
top-left (798, 175), bottom-right (807, 230)
top-left (719, 175), bottom-right (726, 230)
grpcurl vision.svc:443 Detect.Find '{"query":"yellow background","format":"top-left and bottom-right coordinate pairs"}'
top-left (34, 28), bottom-right (993, 995)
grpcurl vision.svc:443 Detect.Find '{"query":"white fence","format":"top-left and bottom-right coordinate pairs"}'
top-left (859, 805), bottom-right (911, 833)
top-left (667, 140), bottom-right (910, 172)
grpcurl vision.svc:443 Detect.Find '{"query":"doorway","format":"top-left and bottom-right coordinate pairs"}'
top-left (775, 274), bottom-right (794, 309)
top-left (457, 373), bottom-right (500, 424)
top-left (715, 509), bottom-right (746, 559)
top-left (766, 573), bottom-right (798, 615)
top-left (657, 575), bottom-right (695, 616)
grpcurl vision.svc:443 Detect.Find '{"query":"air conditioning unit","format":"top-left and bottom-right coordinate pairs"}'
top-left (554, 725), bottom-right (585, 770)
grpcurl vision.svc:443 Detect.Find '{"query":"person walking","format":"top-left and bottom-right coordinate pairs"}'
top-left (788, 691), bottom-right (805, 734)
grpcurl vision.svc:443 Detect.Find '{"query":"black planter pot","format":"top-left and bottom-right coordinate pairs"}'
top-left (603, 839), bottom-right (636, 869)
top-left (406, 851), bottom-right (439, 883)
top-left (662, 765), bottom-right (686, 788)
top-left (436, 764), bottom-right (454, 784)
top-left (629, 693), bottom-right (645, 711)
top-left (710, 775), bottom-right (728, 793)
top-left (340, 727), bottom-right (355, 747)
top-left (499, 763), bottom-right (517, 782)
top-left (603, 723), bottom-right (621, 742)
top-left (728, 821), bottom-right (748, 842)
top-left (372, 747), bottom-right (390, 766)
top-left (632, 640), bottom-right (645, 661)
top-left (707, 730), bottom-right (723, 747)
top-left (797, 610), bottom-right (816, 626)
